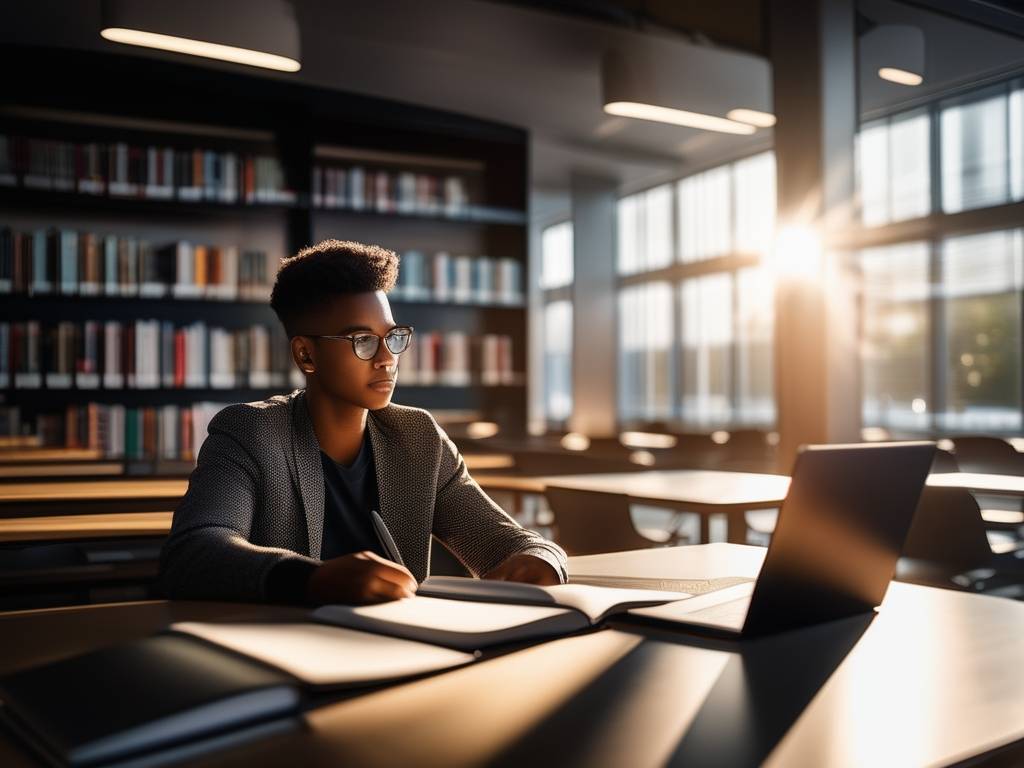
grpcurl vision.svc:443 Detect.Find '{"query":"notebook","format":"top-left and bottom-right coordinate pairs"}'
top-left (312, 577), bottom-right (689, 651)
top-left (169, 621), bottom-right (476, 689)
top-left (0, 633), bottom-right (300, 768)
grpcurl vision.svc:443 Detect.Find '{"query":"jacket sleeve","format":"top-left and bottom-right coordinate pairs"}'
top-left (159, 408), bottom-right (319, 602)
top-left (428, 419), bottom-right (567, 582)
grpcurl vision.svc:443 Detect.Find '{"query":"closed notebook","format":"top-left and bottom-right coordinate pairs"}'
top-left (312, 577), bottom-right (689, 651)
top-left (169, 622), bottom-right (476, 689)
top-left (0, 633), bottom-right (300, 768)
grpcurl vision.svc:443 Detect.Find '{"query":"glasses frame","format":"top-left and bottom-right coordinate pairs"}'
top-left (305, 325), bottom-right (415, 361)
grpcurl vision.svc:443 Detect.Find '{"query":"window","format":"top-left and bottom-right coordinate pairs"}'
top-left (540, 221), bottom-right (573, 423)
top-left (941, 90), bottom-right (1010, 214)
top-left (860, 231), bottom-right (1024, 434)
top-left (540, 221), bottom-right (573, 289)
top-left (618, 184), bottom-right (673, 275)
top-left (618, 282), bottom-right (674, 421)
top-left (616, 151), bottom-right (776, 428)
top-left (940, 230), bottom-right (1022, 431)
top-left (860, 242), bottom-right (931, 431)
top-left (858, 110), bottom-right (931, 226)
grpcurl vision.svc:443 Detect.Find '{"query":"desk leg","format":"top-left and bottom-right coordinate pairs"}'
top-left (699, 515), bottom-right (710, 544)
top-left (726, 509), bottom-right (748, 544)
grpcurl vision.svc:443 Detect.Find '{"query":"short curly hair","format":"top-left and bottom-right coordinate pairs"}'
top-left (270, 239), bottom-right (400, 336)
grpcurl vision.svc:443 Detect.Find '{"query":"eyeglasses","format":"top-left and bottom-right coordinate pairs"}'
top-left (307, 326), bottom-right (414, 360)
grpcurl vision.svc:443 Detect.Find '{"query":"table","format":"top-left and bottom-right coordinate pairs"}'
top-left (0, 544), bottom-right (1021, 767)
top-left (0, 512), bottom-right (173, 543)
top-left (927, 471), bottom-right (1024, 496)
top-left (543, 470), bottom-right (791, 544)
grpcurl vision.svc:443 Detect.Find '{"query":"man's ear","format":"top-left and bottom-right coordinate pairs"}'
top-left (290, 336), bottom-right (315, 373)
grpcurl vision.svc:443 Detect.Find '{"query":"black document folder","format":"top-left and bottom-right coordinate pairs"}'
top-left (0, 633), bottom-right (301, 767)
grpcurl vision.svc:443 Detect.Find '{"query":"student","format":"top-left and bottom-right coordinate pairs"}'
top-left (159, 240), bottom-right (566, 605)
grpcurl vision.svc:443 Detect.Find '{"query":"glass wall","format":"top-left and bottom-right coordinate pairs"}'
top-left (857, 77), bottom-right (1024, 435)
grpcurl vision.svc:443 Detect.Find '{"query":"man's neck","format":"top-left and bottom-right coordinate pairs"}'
top-left (304, 383), bottom-right (369, 466)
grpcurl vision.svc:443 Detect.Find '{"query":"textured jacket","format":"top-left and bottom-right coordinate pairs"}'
top-left (159, 389), bottom-right (567, 602)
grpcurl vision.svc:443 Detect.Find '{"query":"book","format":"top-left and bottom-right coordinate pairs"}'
top-left (312, 577), bottom-right (689, 651)
top-left (0, 633), bottom-right (300, 768)
top-left (169, 622), bottom-right (476, 689)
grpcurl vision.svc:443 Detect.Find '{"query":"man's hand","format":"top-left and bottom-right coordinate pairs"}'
top-left (483, 553), bottom-right (560, 586)
top-left (305, 550), bottom-right (418, 605)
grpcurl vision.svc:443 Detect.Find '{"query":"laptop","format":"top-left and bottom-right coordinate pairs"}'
top-left (625, 441), bottom-right (936, 637)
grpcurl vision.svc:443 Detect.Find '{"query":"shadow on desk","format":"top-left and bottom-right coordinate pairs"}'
top-left (486, 613), bottom-right (872, 768)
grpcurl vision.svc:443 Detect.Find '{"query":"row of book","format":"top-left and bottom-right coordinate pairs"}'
top-left (401, 331), bottom-right (518, 386)
top-left (313, 165), bottom-right (470, 216)
top-left (0, 226), bottom-right (274, 300)
top-left (0, 135), bottom-right (296, 204)
top-left (1, 321), bottom-right (303, 391)
top-left (1, 402), bottom-right (227, 461)
top-left (0, 322), bottom-right (519, 389)
top-left (394, 251), bottom-right (524, 306)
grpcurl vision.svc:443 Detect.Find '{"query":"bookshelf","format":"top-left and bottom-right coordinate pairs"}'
top-left (1, 45), bottom-right (530, 473)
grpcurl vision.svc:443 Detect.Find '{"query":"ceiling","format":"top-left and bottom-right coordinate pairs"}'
top-left (2, 0), bottom-right (1024, 204)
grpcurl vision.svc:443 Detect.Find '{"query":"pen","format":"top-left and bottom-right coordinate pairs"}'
top-left (371, 509), bottom-right (406, 567)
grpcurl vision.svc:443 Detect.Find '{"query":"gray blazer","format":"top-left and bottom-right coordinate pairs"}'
top-left (159, 389), bottom-right (567, 602)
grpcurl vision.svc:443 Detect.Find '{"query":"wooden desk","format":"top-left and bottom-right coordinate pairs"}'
top-left (0, 512), bottom-right (173, 543)
top-left (0, 545), bottom-right (1021, 767)
top-left (544, 470), bottom-right (791, 544)
top-left (0, 479), bottom-right (187, 518)
top-left (927, 471), bottom-right (1024, 496)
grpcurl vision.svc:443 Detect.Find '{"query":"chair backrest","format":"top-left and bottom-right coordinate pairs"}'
top-left (544, 487), bottom-right (651, 556)
top-left (930, 448), bottom-right (959, 474)
top-left (902, 486), bottom-right (992, 571)
top-left (951, 436), bottom-right (1024, 474)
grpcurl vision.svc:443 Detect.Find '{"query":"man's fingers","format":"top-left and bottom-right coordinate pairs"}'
top-left (370, 563), bottom-right (418, 593)
top-left (356, 550), bottom-right (416, 582)
top-left (366, 574), bottom-right (415, 601)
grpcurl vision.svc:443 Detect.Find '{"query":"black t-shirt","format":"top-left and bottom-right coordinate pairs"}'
top-left (319, 432), bottom-right (385, 560)
top-left (265, 431), bottom-right (384, 604)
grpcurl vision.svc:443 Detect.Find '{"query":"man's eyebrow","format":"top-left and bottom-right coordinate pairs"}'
top-left (339, 324), bottom-right (399, 334)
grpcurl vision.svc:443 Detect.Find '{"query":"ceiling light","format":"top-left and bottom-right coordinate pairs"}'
top-left (100, 0), bottom-right (301, 73)
top-left (878, 67), bottom-right (923, 86)
top-left (727, 108), bottom-right (777, 128)
top-left (602, 48), bottom-right (771, 136)
top-left (604, 102), bottom-right (755, 135)
top-left (861, 24), bottom-right (924, 88)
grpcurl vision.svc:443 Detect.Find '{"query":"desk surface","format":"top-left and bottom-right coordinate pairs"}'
top-left (543, 469), bottom-right (791, 511)
top-left (0, 544), bottom-right (1022, 768)
top-left (927, 471), bottom-right (1024, 495)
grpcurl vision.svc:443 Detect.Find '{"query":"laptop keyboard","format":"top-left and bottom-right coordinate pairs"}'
top-left (569, 574), bottom-right (754, 595)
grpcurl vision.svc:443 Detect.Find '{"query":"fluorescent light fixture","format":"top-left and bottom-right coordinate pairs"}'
top-left (862, 25), bottom-right (924, 88)
top-left (602, 48), bottom-right (771, 136)
top-left (604, 101), bottom-right (756, 135)
top-left (727, 108), bottom-right (776, 128)
top-left (878, 67), bottom-right (923, 86)
top-left (100, 0), bottom-right (300, 72)
top-left (100, 28), bottom-right (300, 71)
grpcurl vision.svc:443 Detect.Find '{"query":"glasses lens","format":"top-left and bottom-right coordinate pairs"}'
top-left (352, 334), bottom-right (380, 360)
top-left (385, 329), bottom-right (412, 354)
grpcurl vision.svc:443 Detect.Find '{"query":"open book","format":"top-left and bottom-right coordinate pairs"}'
top-left (312, 577), bottom-right (690, 651)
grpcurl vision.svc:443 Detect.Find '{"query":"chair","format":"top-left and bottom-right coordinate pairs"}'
top-left (949, 436), bottom-right (1024, 474)
top-left (896, 486), bottom-right (1024, 599)
top-left (544, 487), bottom-right (689, 556)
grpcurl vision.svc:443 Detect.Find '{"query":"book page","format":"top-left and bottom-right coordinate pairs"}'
top-left (419, 576), bottom-right (689, 622)
top-left (170, 622), bottom-right (475, 688)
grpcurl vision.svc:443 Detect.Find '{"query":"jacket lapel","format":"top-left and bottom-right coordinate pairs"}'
top-left (367, 407), bottom-right (431, 579)
top-left (290, 390), bottom-right (325, 559)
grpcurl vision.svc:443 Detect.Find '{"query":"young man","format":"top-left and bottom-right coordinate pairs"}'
top-left (160, 239), bottom-right (566, 605)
